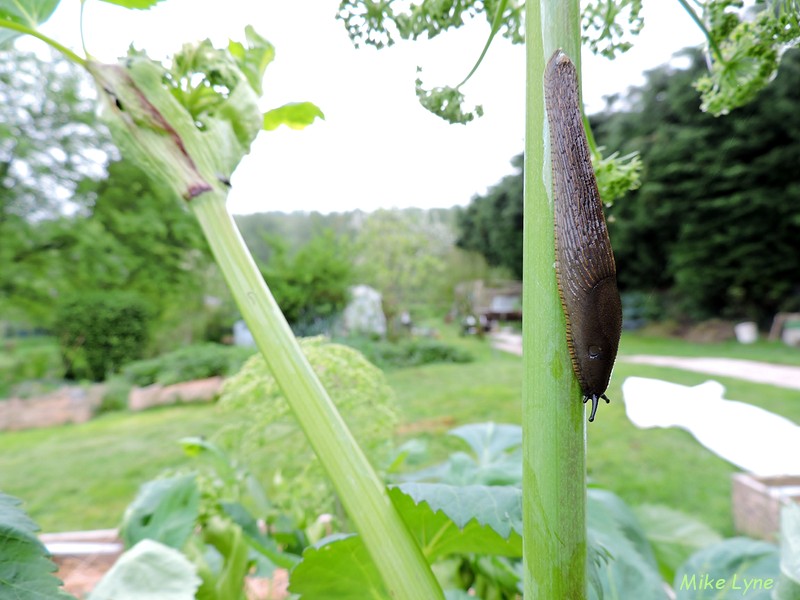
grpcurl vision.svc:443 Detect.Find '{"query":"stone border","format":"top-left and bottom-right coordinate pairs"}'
top-left (0, 377), bottom-right (224, 431)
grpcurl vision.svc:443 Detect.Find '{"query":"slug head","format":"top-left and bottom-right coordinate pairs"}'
top-left (567, 276), bottom-right (623, 420)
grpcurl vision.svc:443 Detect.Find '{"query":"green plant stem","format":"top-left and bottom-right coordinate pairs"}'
top-left (455, 0), bottom-right (509, 88)
top-left (676, 0), bottom-right (724, 62)
top-left (0, 19), bottom-right (86, 66)
top-left (522, 0), bottom-right (587, 597)
top-left (190, 190), bottom-right (443, 600)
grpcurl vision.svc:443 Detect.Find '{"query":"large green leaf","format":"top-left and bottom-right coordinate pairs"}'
top-left (119, 474), bottom-right (200, 550)
top-left (88, 539), bottom-right (200, 600)
top-left (634, 504), bottom-right (722, 583)
top-left (0, 493), bottom-right (74, 599)
top-left (0, 0), bottom-right (60, 46)
top-left (674, 538), bottom-right (780, 599)
top-left (398, 422), bottom-right (522, 486)
top-left (390, 483), bottom-right (522, 559)
top-left (393, 482), bottom-right (522, 539)
top-left (775, 504), bottom-right (800, 600)
top-left (263, 102), bottom-right (325, 131)
top-left (587, 489), bottom-right (669, 599)
top-left (290, 484), bottom-right (522, 598)
top-left (289, 534), bottom-right (387, 599)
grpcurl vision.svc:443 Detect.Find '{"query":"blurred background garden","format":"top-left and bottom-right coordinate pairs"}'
top-left (1, 1), bottom-right (800, 597)
top-left (3, 37), bottom-right (799, 532)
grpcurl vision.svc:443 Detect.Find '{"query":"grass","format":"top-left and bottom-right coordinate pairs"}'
top-left (0, 327), bottom-right (798, 537)
top-left (0, 405), bottom-right (223, 531)
top-left (620, 330), bottom-right (800, 366)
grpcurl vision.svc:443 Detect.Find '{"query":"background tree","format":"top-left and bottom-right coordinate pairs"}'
top-left (354, 209), bottom-right (454, 322)
top-left (0, 50), bottom-right (216, 346)
top-left (260, 229), bottom-right (355, 333)
top-left (235, 210), bottom-right (360, 266)
top-left (596, 48), bottom-right (800, 322)
top-left (70, 159), bottom-right (215, 348)
top-left (455, 154), bottom-right (524, 279)
top-left (0, 50), bottom-right (114, 320)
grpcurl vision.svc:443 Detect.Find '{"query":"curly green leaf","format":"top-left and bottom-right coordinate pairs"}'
top-left (262, 101), bottom-right (325, 131)
top-left (582, 0), bottom-right (644, 58)
top-left (228, 25), bottom-right (276, 96)
top-left (415, 78), bottom-right (484, 125)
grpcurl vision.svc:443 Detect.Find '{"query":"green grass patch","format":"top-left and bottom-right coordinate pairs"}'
top-left (0, 327), bottom-right (797, 536)
top-left (0, 405), bottom-right (224, 532)
top-left (620, 331), bottom-right (800, 366)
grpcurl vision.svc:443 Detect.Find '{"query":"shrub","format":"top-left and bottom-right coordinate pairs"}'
top-left (54, 292), bottom-right (149, 381)
top-left (99, 376), bottom-right (133, 414)
top-left (337, 336), bottom-right (474, 370)
top-left (0, 337), bottom-right (63, 397)
top-left (217, 337), bottom-right (398, 527)
top-left (122, 343), bottom-right (255, 387)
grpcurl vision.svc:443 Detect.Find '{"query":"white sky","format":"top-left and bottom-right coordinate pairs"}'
top-left (33, 1), bottom-right (704, 215)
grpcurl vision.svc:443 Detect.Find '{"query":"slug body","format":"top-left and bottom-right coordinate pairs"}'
top-left (544, 50), bottom-right (623, 422)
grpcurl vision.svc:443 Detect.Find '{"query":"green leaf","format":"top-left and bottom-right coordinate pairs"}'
top-left (290, 484), bottom-right (522, 598)
top-left (119, 474), bottom-right (200, 550)
top-left (775, 504), bottom-right (800, 599)
top-left (633, 504), bottom-right (722, 583)
top-left (289, 534), bottom-right (387, 599)
top-left (228, 25), bottom-right (275, 96)
top-left (0, 493), bottom-right (74, 599)
top-left (220, 502), bottom-right (301, 570)
top-left (391, 483), bottom-right (523, 558)
top-left (591, 147), bottom-right (642, 205)
top-left (414, 79), bottom-right (483, 125)
top-left (0, 0), bottom-right (60, 45)
top-left (97, 0), bottom-right (165, 8)
top-left (674, 538), bottom-right (780, 599)
top-left (582, 0), bottom-right (644, 59)
top-left (587, 489), bottom-right (669, 599)
top-left (449, 422), bottom-right (521, 459)
top-left (399, 422), bottom-right (522, 486)
top-left (262, 102), bottom-right (325, 131)
top-left (88, 539), bottom-right (201, 600)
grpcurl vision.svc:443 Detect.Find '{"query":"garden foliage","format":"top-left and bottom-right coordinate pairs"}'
top-left (217, 337), bottom-right (398, 526)
top-left (339, 336), bottom-right (474, 370)
top-left (0, 493), bottom-right (71, 600)
top-left (259, 230), bottom-right (354, 333)
top-left (54, 291), bottom-right (149, 381)
top-left (121, 343), bottom-right (255, 387)
top-left (92, 423), bottom-right (800, 598)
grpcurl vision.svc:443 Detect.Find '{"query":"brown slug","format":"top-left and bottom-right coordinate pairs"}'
top-left (544, 50), bottom-right (623, 422)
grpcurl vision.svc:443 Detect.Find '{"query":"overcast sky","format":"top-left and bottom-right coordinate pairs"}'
top-left (34, 1), bottom-right (704, 215)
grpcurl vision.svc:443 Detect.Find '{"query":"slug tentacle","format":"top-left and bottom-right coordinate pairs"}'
top-left (545, 50), bottom-right (623, 423)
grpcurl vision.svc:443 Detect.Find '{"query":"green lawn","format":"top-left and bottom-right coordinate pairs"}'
top-left (620, 330), bottom-right (800, 366)
top-left (0, 328), bottom-right (798, 536)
